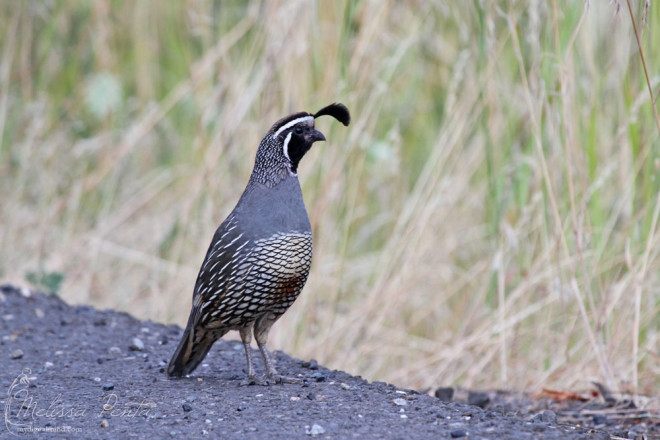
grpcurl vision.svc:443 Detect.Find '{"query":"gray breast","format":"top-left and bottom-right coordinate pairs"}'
top-left (234, 173), bottom-right (312, 240)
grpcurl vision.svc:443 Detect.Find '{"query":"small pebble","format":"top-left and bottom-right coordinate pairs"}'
top-left (310, 372), bottom-right (326, 382)
top-left (93, 318), bottom-right (107, 326)
top-left (129, 337), bottom-right (145, 351)
top-left (467, 391), bottom-right (490, 409)
top-left (542, 409), bottom-right (556, 424)
top-left (100, 419), bottom-right (109, 428)
top-left (393, 398), bottom-right (407, 406)
top-left (102, 383), bottom-right (114, 391)
top-left (306, 424), bottom-right (325, 436)
top-left (340, 383), bottom-right (351, 390)
top-left (434, 387), bottom-right (454, 402)
top-left (450, 428), bottom-right (468, 438)
top-left (302, 359), bottom-right (319, 370)
top-left (627, 427), bottom-right (646, 439)
top-left (19, 287), bottom-right (32, 298)
top-left (182, 403), bottom-right (193, 412)
top-left (35, 308), bottom-right (44, 318)
top-left (531, 422), bottom-right (546, 432)
top-left (44, 361), bottom-right (54, 369)
top-left (530, 409), bottom-right (556, 424)
top-left (160, 335), bottom-right (169, 345)
top-left (11, 349), bottom-right (24, 359)
top-left (592, 414), bottom-right (608, 425)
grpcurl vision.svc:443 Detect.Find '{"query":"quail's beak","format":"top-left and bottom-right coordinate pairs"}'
top-left (306, 129), bottom-right (326, 144)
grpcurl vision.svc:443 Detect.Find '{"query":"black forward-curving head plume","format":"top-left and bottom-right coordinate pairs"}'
top-left (313, 103), bottom-right (351, 126)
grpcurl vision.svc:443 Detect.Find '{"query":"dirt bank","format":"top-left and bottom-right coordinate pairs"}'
top-left (0, 285), bottom-right (643, 439)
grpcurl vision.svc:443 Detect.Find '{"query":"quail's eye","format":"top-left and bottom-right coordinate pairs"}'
top-left (294, 127), bottom-right (303, 134)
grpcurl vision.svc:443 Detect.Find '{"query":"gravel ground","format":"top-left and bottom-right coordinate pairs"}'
top-left (0, 284), bottom-right (651, 439)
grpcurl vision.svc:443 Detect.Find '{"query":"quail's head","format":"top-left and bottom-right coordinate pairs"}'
top-left (261, 103), bottom-right (351, 175)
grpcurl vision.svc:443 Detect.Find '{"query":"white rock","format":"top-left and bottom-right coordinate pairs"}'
top-left (306, 424), bottom-right (325, 436)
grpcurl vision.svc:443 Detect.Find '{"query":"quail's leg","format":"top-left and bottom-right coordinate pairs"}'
top-left (239, 325), bottom-right (263, 386)
top-left (254, 314), bottom-right (302, 384)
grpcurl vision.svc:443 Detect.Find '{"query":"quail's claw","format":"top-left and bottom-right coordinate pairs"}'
top-left (240, 374), bottom-right (302, 386)
top-left (268, 374), bottom-right (303, 385)
top-left (239, 375), bottom-right (266, 386)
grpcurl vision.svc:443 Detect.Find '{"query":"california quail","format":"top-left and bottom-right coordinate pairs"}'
top-left (167, 103), bottom-right (350, 384)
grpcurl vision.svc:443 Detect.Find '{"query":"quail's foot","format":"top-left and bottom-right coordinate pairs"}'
top-left (239, 373), bottom-right (302, 386)
top-left (266, 373), bottom-right (303, 385)
top-left (239, 375), bottom-right (267, 386)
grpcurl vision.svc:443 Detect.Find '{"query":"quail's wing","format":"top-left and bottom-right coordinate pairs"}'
top-left (188, 214), bottom-right (253, 328)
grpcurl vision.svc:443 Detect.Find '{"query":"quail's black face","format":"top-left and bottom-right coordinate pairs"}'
top-left (279, 119), bottom-right (325, 174)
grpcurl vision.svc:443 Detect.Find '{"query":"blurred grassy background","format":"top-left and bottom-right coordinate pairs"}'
top-left (1, 0), bottom-right (659, 394)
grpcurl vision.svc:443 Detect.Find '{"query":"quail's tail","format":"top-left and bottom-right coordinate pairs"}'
top-left (167, 322), bottom-right (224, 378)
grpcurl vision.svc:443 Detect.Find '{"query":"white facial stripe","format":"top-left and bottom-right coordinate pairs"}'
top-left (282, 132), bottom-right (292, 161)
top-left (273, 116), bottom-right (313, 138)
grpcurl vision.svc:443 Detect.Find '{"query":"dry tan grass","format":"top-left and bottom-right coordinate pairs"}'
top-left (1, 1), bottom-right (658, 396)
